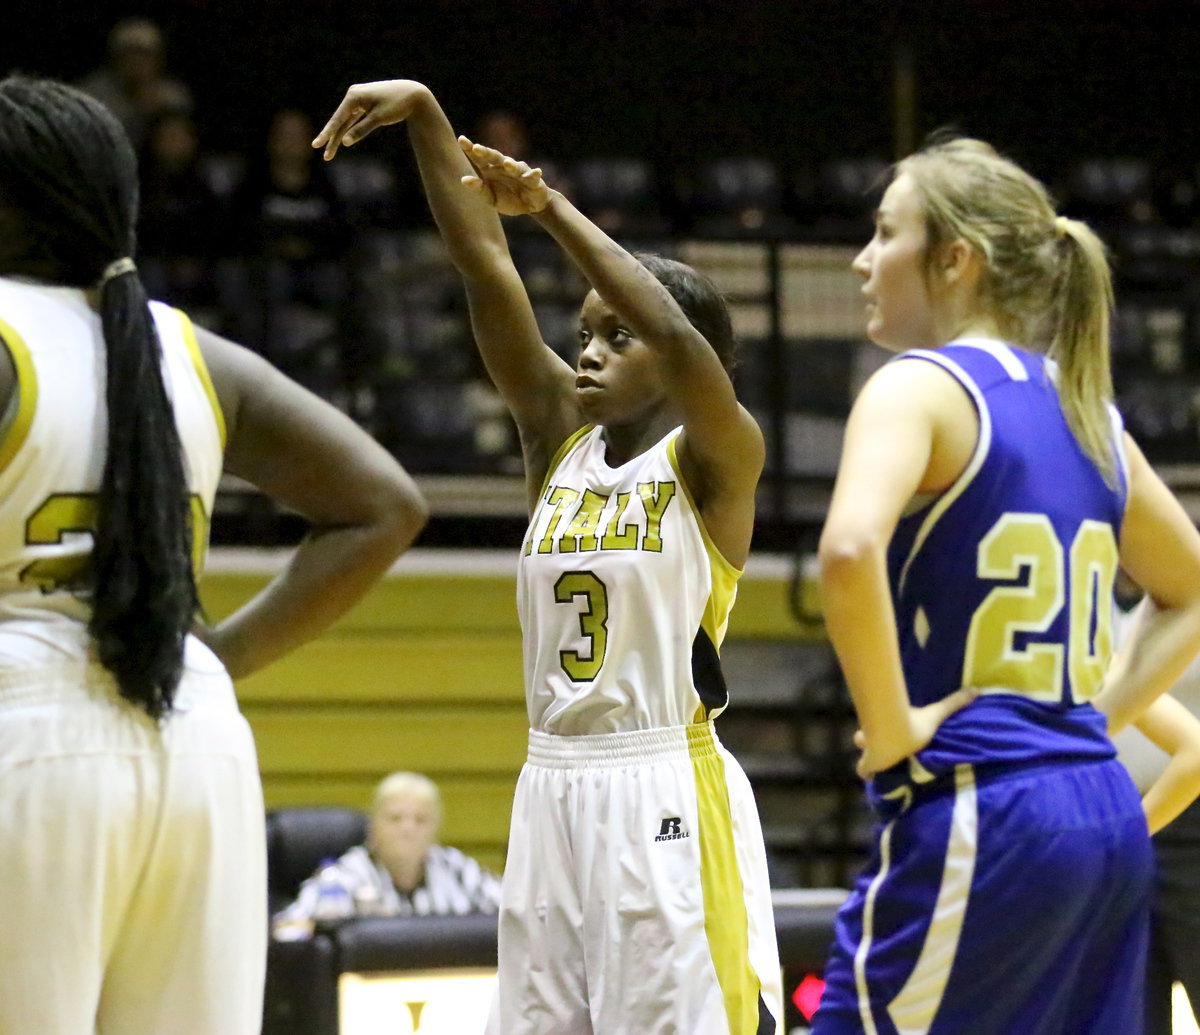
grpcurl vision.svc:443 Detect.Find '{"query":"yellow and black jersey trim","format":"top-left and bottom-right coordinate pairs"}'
top-left (175, 308), bottom-right (227, 451)
top-left (0, 317), bottom-right (38, 478)
top-left (537, 423), bottom-right (594, 501)
top-left (666, 432), bottom-right (741, 649)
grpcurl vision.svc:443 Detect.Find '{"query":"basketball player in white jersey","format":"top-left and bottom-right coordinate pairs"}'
top-left (316, 80), bottom-right (782, 1033)
top-left (0, 77), bottom-right (427, 1034)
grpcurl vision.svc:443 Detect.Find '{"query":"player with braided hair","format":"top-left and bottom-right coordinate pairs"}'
top-left (0, 75), bottom-right (427, 1034)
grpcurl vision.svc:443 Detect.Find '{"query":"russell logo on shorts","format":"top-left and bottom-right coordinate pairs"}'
top-left (654, 817), bottom-right (690, 842)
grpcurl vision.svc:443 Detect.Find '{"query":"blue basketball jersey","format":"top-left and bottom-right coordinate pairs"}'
top-left (818, 339), bottom-right (1148, 1034)
top-left (882, 337), bottom-right (1127, 784)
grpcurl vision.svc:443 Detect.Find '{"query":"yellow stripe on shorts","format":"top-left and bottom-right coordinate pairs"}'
top-left (688, 721), bottom-right (763, 1034)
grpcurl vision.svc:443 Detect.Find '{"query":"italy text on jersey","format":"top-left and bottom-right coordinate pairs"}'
top-left (525, 481), bottom-right (677, 556)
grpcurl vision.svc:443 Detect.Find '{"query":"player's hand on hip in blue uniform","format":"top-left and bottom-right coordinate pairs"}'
top-left (853, 686), bottom-right (979, 779)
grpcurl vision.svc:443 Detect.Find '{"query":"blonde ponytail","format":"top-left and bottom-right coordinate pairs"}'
top-left (1048, 216), bottom-right (1117, 483)
top-left (899, 139), bottom-right (1118, 484)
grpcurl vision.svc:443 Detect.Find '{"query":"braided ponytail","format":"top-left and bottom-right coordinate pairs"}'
top-left (0, 76), bottom-right (197, 718)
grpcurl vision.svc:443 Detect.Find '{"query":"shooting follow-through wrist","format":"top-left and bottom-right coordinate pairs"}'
top-left (531, 188), bottom-right (567, 219)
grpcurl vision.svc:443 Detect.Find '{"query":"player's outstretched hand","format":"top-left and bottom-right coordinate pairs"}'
top-left (314, 79), bottom-right (430, 160)
top-left (853, 686), bottom-right (980, 779)
top-left (458, 136), bottom-right (553, 217)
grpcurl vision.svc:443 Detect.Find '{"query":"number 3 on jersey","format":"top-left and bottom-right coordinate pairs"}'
top-left (554, 571), bottom-right (609, 681)
top-left (963, 513), bottom-right (1118, 703)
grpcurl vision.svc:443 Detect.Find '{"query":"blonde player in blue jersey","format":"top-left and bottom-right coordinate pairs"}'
top-left (315, 80), bottom-right (781, 1034)
top-left (812, 136), bottom-right (1200, 1033)
top-left (0, 77), bottom-right (428, 1035)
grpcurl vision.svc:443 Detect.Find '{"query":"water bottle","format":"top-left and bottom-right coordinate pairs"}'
top-left (310, 860), bottom-right (355, 924)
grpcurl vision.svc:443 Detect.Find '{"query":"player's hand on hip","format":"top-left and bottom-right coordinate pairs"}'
top-left (854, 686), bottom-right (980, 779)
top-left (458, 136), bottom-right (553, 216)
top-left (314, 80), bottom-right (431, 160)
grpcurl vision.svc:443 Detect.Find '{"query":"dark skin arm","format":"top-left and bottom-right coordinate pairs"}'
top-left (314, 80), bottom-right (581, 511)
top-left (0, 316), bottom-right (427, 678)
top-left (315, 82), bottom-right (765, 559)
top-left (195, 326), bottom-right (428, 676)
top-left (458, 145), bottom-right (765, 567)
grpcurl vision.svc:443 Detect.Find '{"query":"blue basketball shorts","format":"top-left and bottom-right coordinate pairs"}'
top-left (813, 757), bottom-right (1153, 1034)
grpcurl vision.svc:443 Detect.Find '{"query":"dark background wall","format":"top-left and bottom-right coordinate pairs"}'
top-left (3, 0), bottom-right (1195, 182)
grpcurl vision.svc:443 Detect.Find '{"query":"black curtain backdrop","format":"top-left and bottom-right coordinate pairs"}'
top-left (2, 0), bottom-right (1194, 190)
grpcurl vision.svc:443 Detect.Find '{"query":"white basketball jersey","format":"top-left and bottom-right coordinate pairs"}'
top-left (517, 425), bottom-right (741, 735)
top-left (0, 277), bottom-right (225, 666)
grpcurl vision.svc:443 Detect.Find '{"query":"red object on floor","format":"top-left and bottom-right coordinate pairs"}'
top-left (793, 972), bottom-right (826, 1021)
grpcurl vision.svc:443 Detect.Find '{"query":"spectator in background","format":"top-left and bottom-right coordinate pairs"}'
top-left (474, 107), bottom-right (568, 202)
top-left (231, 108), bottom-right (350, 382)
top-left (273, 771), bottom-right (502, 936)
top-left (138, 110), bottom-right (228, 318)
top-left (78, 17), bottom-right (193, 150)
top-left (474, 110), bottom-right (531, 161)
top-left (238, 109), bottom-right (349, 268)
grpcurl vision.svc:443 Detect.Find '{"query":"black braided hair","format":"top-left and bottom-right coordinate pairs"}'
top-left (0, 76), bottom-right (197, 719)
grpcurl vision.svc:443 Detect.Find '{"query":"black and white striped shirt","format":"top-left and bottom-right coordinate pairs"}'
top-left (276, 844), bottom-right (503, 927)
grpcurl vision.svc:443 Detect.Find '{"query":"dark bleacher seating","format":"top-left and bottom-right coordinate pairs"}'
top-left (570, 156), bottom-right (670, 238)
top-left (327, 154), bottom-right (401, 229)
top-left (810, 156), bottom-right (889, 243)
top-left (265, 806), bottom-right (368, 917)
top-left (1065, 157), bottom-right (1154, 243)
top-left (691, 156), bottom-right (796, 239)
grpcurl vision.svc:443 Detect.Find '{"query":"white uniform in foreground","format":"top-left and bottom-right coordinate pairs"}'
top-left (0, 278), bottom-right (265, 1035)
top-left (491, 425), bottom-right (781, 1034)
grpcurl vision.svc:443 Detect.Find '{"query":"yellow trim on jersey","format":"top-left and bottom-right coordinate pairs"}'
top-left (175, 308), bottom-right (227, 450)
top-left (0, 318), bottom-right (39, 477)
top-left (689, 721), bottom-right (764, 1034)
top-left (895, 350), bottom-right (989, 597)
top-left (537, 423), bottom-right (594, 501)
top-left (666, 432), bottom-right (741, 648)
